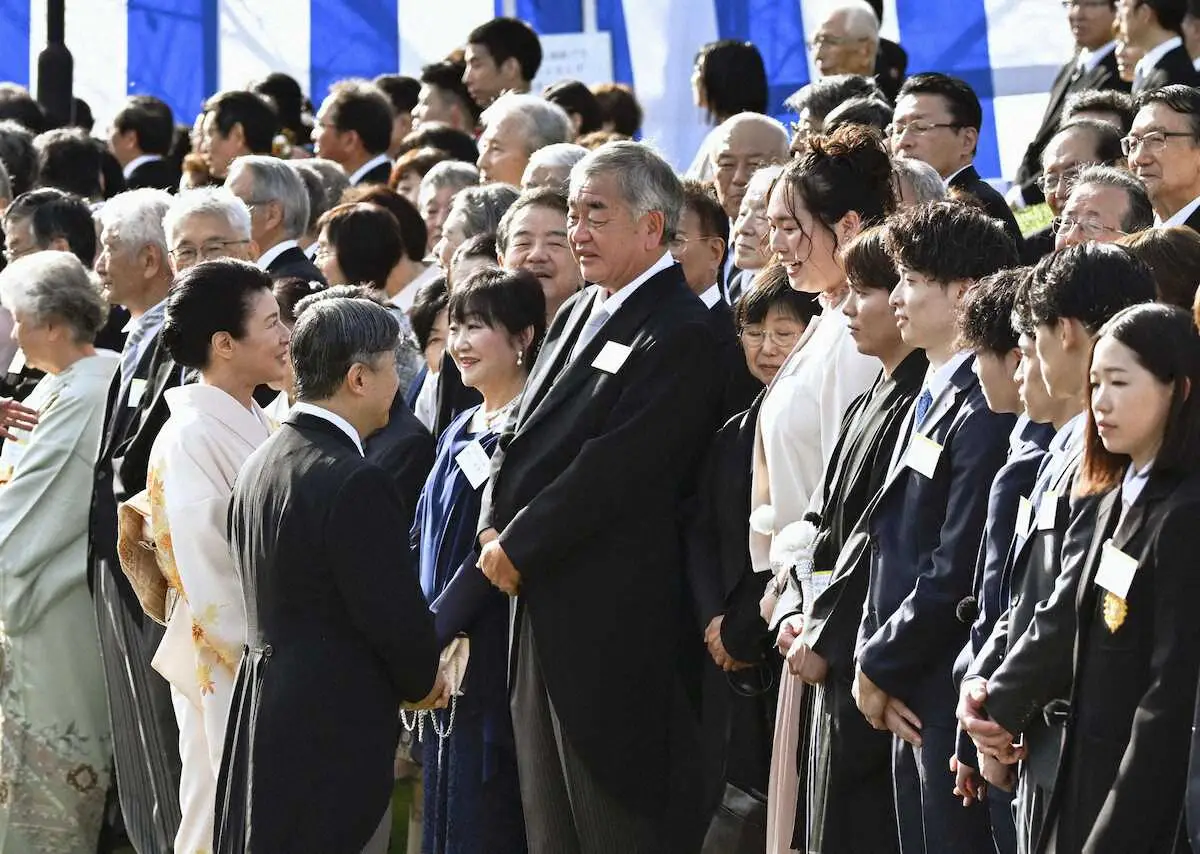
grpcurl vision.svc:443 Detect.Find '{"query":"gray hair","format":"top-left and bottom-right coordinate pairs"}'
top-left (569, 141), bottom-right (684, 242)
top-left (892, 157), bottom-right (947, 206)
top-left (421, 160), bottom-right (480, 200)
top-left (227, 155), bottom-right (310, 239)
top-left (290, 296), bottom-right (400, 401)
top-left (98, 188), bottom-right (173, 255)
top-left (0, 250), bottom-right (108, 343)
top-left (289, 161), bottom-right (328, 235)
top-left (481, 93), bottom-right (572, 155)
top-left (1071, 164), bottom-right (1155, 233)
top-left (294, 158), bottom-right (350, 219)
top-left (0, 157), bottom-right (10, 205)
top-left (522, 143), bottom-right (589, 188)
top-left (822, 1), bottom-right (880, 39)
top-left (449, 183), bottom-right (520, 239)
top-left (295, 283), bottom-right (421, 380)
top-left (745, 164), bottom-right (785, 204)
top-left (163, 187), bottom-right (252, 247)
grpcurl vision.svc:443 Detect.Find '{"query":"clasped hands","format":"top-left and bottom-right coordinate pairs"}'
top-left (0, 397), bottom-right (37, 441)
top-left (852, 665), bottom-right (923, 747)
top-left (478, 528), bottom-right (521, 595)
top-left (956, 678), bottom-right (1026, 765)
top-left (404, 670), bottom-right (451, 712)
top-left (775, 615), bottom-right (829, 685)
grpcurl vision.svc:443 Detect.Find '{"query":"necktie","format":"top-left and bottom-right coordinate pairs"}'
top-left (727, 271), bottom-right (743, 305)
top-left (570, 303), bottom-right (610, 362)
top-left (120, 321), bottom-right (147, 388)
top-left (915, 387), bottom-right (933, 427)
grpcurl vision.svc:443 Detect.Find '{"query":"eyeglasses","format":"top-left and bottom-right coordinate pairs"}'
top-left (740, 327), bottom-right (801, 349)
top-left (1051, 216), bottom-right (1127, 239)
top-left (1120, 130), bottom-right (1194, 156)
top-left (886, 120), bottom-right (962, 138)
top-left (668, 234), bottom-right (721, 252)
top-left (1037, 165), bottom-right (1090, 194)
top-left (806, 34), bottom-right (869, 50)
top-left (169, 239), bottom-right (250, 265)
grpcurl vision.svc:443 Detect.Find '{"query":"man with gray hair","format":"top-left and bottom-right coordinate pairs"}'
top-left (893, 156), bottom-right (948, 207)
top-left (1054, 163), bottom-right (1154, 250)
top-left (163, 186), bottom-right (257, 273)
top-left (477, 140), bottom-right (720, 851)
top-left (521, 142), bottom-right (588, 190)
top-left (477, 92), bottom-right (571, 186)
top-left (810, 0), bottom-right (881, 78)
top-left (226, 154), bottom-right (325, 284)
top-left (291, 157), bottom-right (350, 260)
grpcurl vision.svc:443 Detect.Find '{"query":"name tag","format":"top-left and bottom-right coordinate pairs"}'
top-left (1037, 490), bottom-right (1060, 531)
top-left (1095, 540), bottom-right (1139, 600)
top-left (905, 433), bottom-right (943, 479)
top-left (592, 341), bottom-right (632, 374)
top-left (6, 348), bottom-right (25, 374)
top-left (127, 378), bottom-right (148, 408)
top-left (812, 570), bottom-right (833, 599)
top-left (1016, 496), bottom-right (1034, 536)
top-left (455, 439), bottom-right (492, 490)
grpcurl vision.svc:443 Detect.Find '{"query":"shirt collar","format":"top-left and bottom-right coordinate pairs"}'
top-left (699, 283), bottom-right (723, 309)
top-left (256, 239), bottom-right (299, 271)
top-left (943, 163), bottom-right (971, 188)
top-left (390, 264), bottom-right (438, 311)
top-left (1053, 411), bottom-right (1087, 454)
top-left (595, 251), bottom-right (676, 318)
top-left (1160, 193), bottom-right (1200, 228)
top-left (1122, 458), bottom-right (1154, 507)
top-left (291, 401), bottom-right (365, 455)
top-left (923, 349), bottom-right (971, 402)
top-left (122, 298), bottom-right (167, 335)
top-left (348, 153), bottom-right (391, 185)
top-left (1136, 35), bottom-right (1183, 78)
top-left (1078, 40), bottom-right (1116, 73)
top-left (122, 153), bottom-right (163, 180)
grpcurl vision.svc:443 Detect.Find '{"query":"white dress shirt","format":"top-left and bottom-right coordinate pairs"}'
top-left (698, 283), bottom-right (723, 309)
top-left (1160, 194), bottom-right (1200, 228)
top-left (389, 264), bottom-right (439, 313)
top-left (122, 153), bottom-right (163, 180)
top-left (943, 163), bottom-right (971, 188)
top-left (1078, 40), bottom-right (1117, 74)
top-left (291, 401), bottom-right (364, 455)
top-left (1135, 36), bottom-right (1184, 82)
top-left (570, 251), bottom-right (676, 361)
top-left (922, 349), bottom-right (973, 408)
top-left (347, 154), bottom-right (391, 186)
top-left (256, 239), bottom-right (299, 272)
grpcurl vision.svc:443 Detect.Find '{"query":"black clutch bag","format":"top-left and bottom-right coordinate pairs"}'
top-left (701, 782), bottom-right (767, 854)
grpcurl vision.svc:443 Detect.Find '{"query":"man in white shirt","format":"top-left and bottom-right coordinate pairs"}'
top-left (1125, 84), bottom-right (1200, 229)
top-left (226, 156), bottom-right (326, 285)
top-left (1120, 0), bottom-right (1200, 92)
top-left (313, 81), bottom-right (396, 187)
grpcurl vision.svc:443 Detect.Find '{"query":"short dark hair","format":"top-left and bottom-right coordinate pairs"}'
top-left (452, 232), bottom-right (499, 267)
top-left (1116, 226), bottom-right (1200, 311)
top-left (680, 179), bottom-right (729, 243)
top-left (695, 40), bottom-right (769, 120)
top-left (410, 275), bottom-right (448, 350)
top-left (1025, 242), bottom-right (1156, 332)
top-left (496, 187), bottom-right (568, 255)
top-left (1055, 117), bottom-right (1125, 165)
top-left (1140, 0), bottom-right (1188, 32)
top-left (113, 96), bottom-right (176, 155)
top-left (389, 147), bottom-right (451, 189)
top-left (785, 75), bottom-right (884, 123)
top-left (467, 17), bottom-right (544, 82)
top-left (3, 188), bottom-right (97, 266)
top-left (419, 60), bottom-right (482, 126)
top-left (898, 73), bottom-right (982, 132)
top-left (735, 262), bottom-right (821, 328)
top-left (844, 225), bottom-right (898, 292)
top-left (957, 267), bottom-right (1026, 355)
top-left (448, 266), bottom-right (546, 365)
top-left (203, 90), bottom-right (279, 154)
top-left (823, 96), bottom-right (894, 136)
top-left (396, 123), bottom-right (479, 163)
top-left (1071, 164), bottom-right (1155, 233)
top-left (318, 203), bottom-right (406, 291)
top-left (340, 185), bottom-right (428, 263)
top-left (1062, 89), bottom-right (1136, 133)
top-left (373, 75), bottom-right (421, 114)
top-left (0, 85), bottom-right (46, 133)
top-left (290, 296), bottom-right (400, 401)
top-left (324, 80), bottom-right (395, 156)
top-left (542, 80), bottom-right (603, 136)
top-left (161, 259), bottom-right (274, 369)
top-left (273, 276), bottom-right (325, 326)
top-left (34, 128), bottom-right (102, 199)
top-left (1134, 83), bottom-right (1200, 140)
top-left (885, 200), bottom-right (1018, 284)
top-left (592, 83), bottom-right (643, 136)
top-left (1079, 303), bottom-right (1200, 495)
top-left (0, 120), bottom-right (38, 196)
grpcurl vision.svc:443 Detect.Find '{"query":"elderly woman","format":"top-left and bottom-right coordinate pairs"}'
top-left (728, 165), bottom-right (783, 303)
top-left (146, 259), bottom-right (289, 854)
top-left (433, 184), bottom-right (520, 274)
top-left (418, 161), bottom-right (481, 255)
top-left (0, 251), bottom-right (117, 852)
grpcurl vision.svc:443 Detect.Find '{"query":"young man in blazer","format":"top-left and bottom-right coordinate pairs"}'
top-left (477, 142), bottom-right (720, 853)
top-left (852, 201), bottom-right (1019, 853)
top-left (1122, 0), bottom-right (1200, 93)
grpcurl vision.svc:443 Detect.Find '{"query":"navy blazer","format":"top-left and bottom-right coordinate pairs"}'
top-left (1133, 43), bottom-right (1200, 95)
top-left (949, 165), bottom-right (1025, 253)
top-left (857, 355), bottom-right (1015, 721)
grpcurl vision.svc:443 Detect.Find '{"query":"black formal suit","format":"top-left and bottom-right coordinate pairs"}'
top-left (1021, 226), bottom-right (1055, 265)
top-left (857, 355), bottom-right (1015, 853)
top-left (265, 243), bottom-right (327, 285)
top-left (1036, 470), bottom-right (1200, 854)
top-left (874, 38), bottom-right (908, 104)
top-left (1013, 49), bottom-right (1126, 206)
top-left (126, 155), bottom-right (181, 192)
top-left (88, 331), bottom-right (183, 852)
top-left (365, 388), bottom-right (435, 530)
top-left (353, 157), bottom-right (394, 187)
top-left (1133, 42), bottom-right (1200, 95)
top-left (1182, 204), bottom-right (1200, 235)
top-left (704, 295), bottom-right (762, 421)
top-left (949, 164), bottom-right (1025, 253)
top-left (215, 412), bottom-right (440, 854)
top-left (480, 262), bottom-right (720, 848)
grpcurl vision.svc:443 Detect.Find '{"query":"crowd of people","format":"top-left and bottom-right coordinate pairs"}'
top-left (5, 1), bottom-right (1200, 853)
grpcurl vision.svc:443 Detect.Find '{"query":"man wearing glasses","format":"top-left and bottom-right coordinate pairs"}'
top-left (889, 73), bottom-right (1024, 251)
top-left (807, 1), bottom-right (879, 80)
top-left (1118, 0), bottom-right (1199, 93)
top-left (1010, 0), bottom-right (1127, 209)
top-left (1125, 84), bottom-right (1200, 229)
top-left (1053, 164), bottom-right (1155, 248)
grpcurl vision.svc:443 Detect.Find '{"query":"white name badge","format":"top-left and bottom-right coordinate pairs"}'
top-left (6, 348), bottom-right (25, 374)
top-left (592, 341), bottom-right (632, 374)
top-left (127, 378), bottom-right (148, 408)
top-left (905, 433), bottom-right (943, 479)
top-left (1016, 496), bottom-right (1034, 536)
top-left (455, 439), bottom-right (492, 490)
top-left (1095, 540), bottom-right (1139, 600)
top-left (1037, 490), bottom-right (1060, 531)
top-left (812, 570), bottom-right (833, 599)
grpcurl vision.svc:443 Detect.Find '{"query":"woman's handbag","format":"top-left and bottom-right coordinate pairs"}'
top-left (702, 782), bottom-right (768, 854)
top-left (115, 489), bottom-right (171, 625)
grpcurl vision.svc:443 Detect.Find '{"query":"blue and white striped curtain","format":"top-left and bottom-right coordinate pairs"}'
top-left (0, 0), bottom-right (1073, 184)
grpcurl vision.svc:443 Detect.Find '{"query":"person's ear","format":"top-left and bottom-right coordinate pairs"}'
top-left (211, 330), bottom-right (236, 362)
top-left (500, 56), bottom-right (523, 84)
top-left (959, 125), bottom-right (980, 160)
top-left (837, 210), bottom-right (863, 246)
top-left (229, 122), bottom-right (247, 153)
top-left (643, 210), bottom-right (667, 251)
top-left (46, 236), bottom-right (70, 253)
top-left (709, 236), bottom-right (727, 269)
top-left (346, 361), bottom-right (368, 396)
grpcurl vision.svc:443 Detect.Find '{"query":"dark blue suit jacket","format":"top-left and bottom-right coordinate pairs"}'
top-left (857, 356), bottom-right (1015, 722)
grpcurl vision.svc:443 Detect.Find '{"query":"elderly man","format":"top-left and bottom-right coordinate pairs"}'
top-left (478, 141), bottom-right (719, 852)
top-left (89, 187), bottom-right (182, 853)
top-left (1126, 84), bottom-right (1200, 229)
top-left (521, 142), bottom-right (588, 190)
top-left (1054, 163), bottom-right (1155, 248)
top-left (226, 155), bottom-right (325, 283)
top-left (477, 93), bottom-right (572, 186)
top-left (164, 187), bottom-right (257, 272)
top-left (497, 187), bottom-right (582, 325)
top-left (809, 0), bottom-right (880, 79)
top-left (419, 161), bottom-right (481, 254)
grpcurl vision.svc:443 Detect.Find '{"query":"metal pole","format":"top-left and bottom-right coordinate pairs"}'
top-left (582, 0), bottom-right (598, 33)
top-left (36, 0), bottom-right (73, 128)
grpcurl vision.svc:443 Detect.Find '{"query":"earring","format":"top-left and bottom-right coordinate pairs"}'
top-left (517, 352), bottom-right (524, 367)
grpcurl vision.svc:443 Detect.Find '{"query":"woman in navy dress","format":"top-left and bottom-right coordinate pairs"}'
top-left (411, 267), bottom-right (546, 854)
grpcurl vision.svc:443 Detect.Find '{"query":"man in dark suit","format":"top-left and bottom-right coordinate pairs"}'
top-left (891, 73), bottom-right (1025, 252)
top-left (313, 80), bottom-right (395, 187)
top-left (852, 202), bottom-right (1018, 853)
top-left (1126, 84), bottom-right (1200, 229)
top-left (863, 0), bottom-right (908, 102)
top-left (108, 95), bottom-right (180, 192)
top-left (225, 154), bottom-right (326, 285)
top-left (1122, 0), bottom-right (1200, 93)
top-left (198, 89), bottom-right (279, 182)
top-left (215, 297), bottom-right (443, 854)
top-left (1009, 0), bottom-right (1126, 207)
top-left (477, 141), bottom-right (720, 852)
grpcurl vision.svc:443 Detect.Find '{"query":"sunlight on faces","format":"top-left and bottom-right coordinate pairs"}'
top-left (2, 219), bottom-right (37, 263)
top-left (359, 348), bottom-right (400, 434)
top-left (713, 122), bottom-right (786, 218)
top-left (311, 97), bottom-right (350, 164)
top-left (449, 255), bottom-right (495, 290)
top-left (811, 11), bottom-right (875, 77)
top-left (1055, 183), bottom-right (1131, 250)
top-left (449, 313), bottom-right (527, 392)
top-left (169, 213), bottom-right (256, 274)
top-left (1067, 0), bottom-right (1117, 49)
top-left (891, 93), bottom-right (976, 178)
top-left (313, 226), bottom-right (346, 284)
top-left (973, 349), bottom-right (1023, 415)
top-left (414, 85), bottom-right (455, 130)
top-left (732, 184), bottom-right (774, 270)
top-left (435, 209), bottom-right (469, 273)
top-left (843, 282), bottom-right (903, 360)
top-left (889, 268), bottom-right (968, 352)
top-left (765, 183), bottom-right (851, 294)
top-left (200, 111), bottom-right (243, 180)
top-left (501, 205), bottom-right (581, 319)
top-left (669, 208), bottom-right (725, 292)
top-left (1016, 332), bottom-right (1060, 423)
top-left (1127, 103), bottom-right (1200, 214)
top-left (464, 43), bottom-right (510, 108)
top-left (1034, 318), bottom-right (1087, 400)
top-left (740, 305), bottom-right (806, 385)
top-left (420, 185), bottom-right (458, 253)
top-left (213, 289), bottom-right (291, 388)
top-left (567, 172), bottom-right (666, 289)
top-left (395, 171), bottom-right (422, 207)
top-left (96, 226), bottom-right (155, 307)
top-left (477, 116), bottom-right (531, 186)
top-left (9, 309), bottom-right (59, 373)
top-left (424, 309), bottom-right (449, 374)
top-left (1041, 128), bottom-right (1100, 215)
top-left (1090, 334), bottom-right (1174, 467)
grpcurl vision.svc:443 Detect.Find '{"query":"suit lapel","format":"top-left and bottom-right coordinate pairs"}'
top-left (515, 289), bottom-right (595, 425)
top-left (949, 165), bottom-right (980, 193)
top-left (1075, 487), bottom-right (1122, 612)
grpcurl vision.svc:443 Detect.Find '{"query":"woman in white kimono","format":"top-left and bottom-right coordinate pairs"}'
top-left (147, 259), bottom-right (290, 854)
top-left (0, 252), bottom-right (118, 853)
top-left (751, 126), bottom-right (896, 853)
